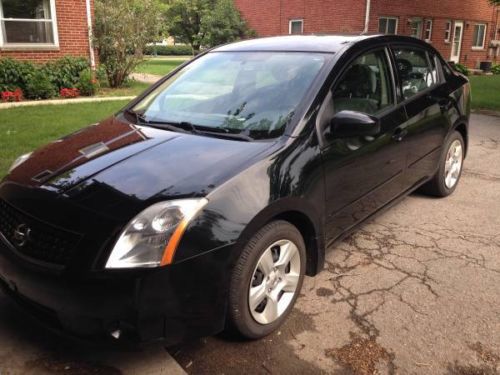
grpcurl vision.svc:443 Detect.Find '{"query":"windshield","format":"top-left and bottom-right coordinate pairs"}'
top-left (131, 52), bottom-right (329, 140)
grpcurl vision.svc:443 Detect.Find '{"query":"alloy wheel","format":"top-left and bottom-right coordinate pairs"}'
top-left (444, 139), bottom-right (463, 189)
top-left (248, 239), bottom-right (301, 325)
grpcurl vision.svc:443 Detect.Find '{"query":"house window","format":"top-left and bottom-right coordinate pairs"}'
top-left (472, 24), bottom-right (487, 49)
top-left (289, 19), bottom-right (303, 35)
top-left (378, 17), bottom-right (398, 35)
top-left (409, 18), bottom-right (423, 39)
top-left (424, 19), bottom-right (432, 42)
top-left (0, 0), bottom-right (58, 47)
top-left (444, 21), bottom-right (452, 42)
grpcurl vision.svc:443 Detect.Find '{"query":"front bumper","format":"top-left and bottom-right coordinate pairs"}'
top-left (0, 236), bottom-right (233, 345)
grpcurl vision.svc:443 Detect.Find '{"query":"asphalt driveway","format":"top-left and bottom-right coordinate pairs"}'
top-left (0, 114), bottom-right (499, 374)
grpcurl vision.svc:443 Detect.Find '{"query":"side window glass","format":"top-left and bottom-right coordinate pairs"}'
top-left (332, 50), bottom-right (393, 115)
top-left (393, 48), bottom-right (435, 99)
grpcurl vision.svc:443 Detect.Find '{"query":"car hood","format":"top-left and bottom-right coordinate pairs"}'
top-left (5, 116), bottom-right (275, 203)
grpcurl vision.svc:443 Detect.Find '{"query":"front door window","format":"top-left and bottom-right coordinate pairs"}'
top-left (332, 50), bottom-right (393, 115)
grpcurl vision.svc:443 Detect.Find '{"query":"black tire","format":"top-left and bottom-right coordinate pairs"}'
top-left (420, 131), bottom-right (465, 197)
top-left (227, 220), bottom-right (306, 339)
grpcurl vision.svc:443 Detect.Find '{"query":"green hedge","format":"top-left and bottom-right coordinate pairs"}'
top-left (0, 59), bottom-right (36, 92)
top-left (0, 56), bottom-right (97, 99)
top-left (144, 44), bottom-right (193, 56)
top-left (453, 63), bottom-right (469, 76)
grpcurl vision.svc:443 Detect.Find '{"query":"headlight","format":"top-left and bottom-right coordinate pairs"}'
top-left (105, 198), bottom-right (208, 269)
top-left (9, 152), bottom-right (32, 173)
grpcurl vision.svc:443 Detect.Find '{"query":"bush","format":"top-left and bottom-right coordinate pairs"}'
top-left (42, 56), bottom-right (89, 91)
top-left (1, 88), bottom-right (23, 102)
top-left (492, 64), bottom-right (500, 75)
top-left (454, 63), bottom-right (469, 76)
top-left (0, 56), bottom-right (93, 100)
top-left (25, 70), bottom-right (56, 100)
top-left (77, 69), bottom-right (99, 96)
top-left (0, 58), bottom-right (36, 92)
top-left (60, 88), bottom-right (80, 98)
top-left (94, 0), bottom-right (165, 88)
top-left (144, 44), bottom-right (193, 56)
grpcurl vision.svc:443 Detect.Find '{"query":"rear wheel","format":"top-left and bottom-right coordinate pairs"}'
top-left (420, 131), bottom-right (465, 197)
top-left (228, 220), bottom-right (306, 339)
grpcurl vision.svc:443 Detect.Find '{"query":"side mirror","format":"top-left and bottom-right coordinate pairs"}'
top-left (329, 110), bottom-right (381, 138)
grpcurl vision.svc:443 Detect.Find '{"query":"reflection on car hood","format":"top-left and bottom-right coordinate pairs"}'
top-left (5, 116), bottom-right (275, 202)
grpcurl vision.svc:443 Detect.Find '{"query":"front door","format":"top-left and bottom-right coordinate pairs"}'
top-left (450, 21), bottom-right (464, 63)
top-left (319, 48), bottom-right (408, 244)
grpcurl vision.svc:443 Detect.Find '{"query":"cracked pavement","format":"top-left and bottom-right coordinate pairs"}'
top-left (172, 114), bottom-right (500, 374)
top-left (0, 114), bottom-right (498, 375)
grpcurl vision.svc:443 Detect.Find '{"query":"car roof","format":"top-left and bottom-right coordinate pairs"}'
top-left (212, 34), bottom-right (432, 54)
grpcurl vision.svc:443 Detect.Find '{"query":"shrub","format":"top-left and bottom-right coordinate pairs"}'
top-left (42, 56), bottom-right (89, 91)
top-left (1, 88), bottom-right (23, 102)
top-left (25, 70), bottom-right (56, 100)
top-left (94, 0), bottom-right (165, 87)
top-left (60, 88), bottom-right (80, 98)
top-left (0, 58), bottom-right (36, 92)
top-left (77, 69), bottom-right (99, 96)
top-left (144, 45), bottom-right (193, 56)
top-left (492, 64), bottom-right (500, 75)
top-left (454, 63), bottom-right (469, 76)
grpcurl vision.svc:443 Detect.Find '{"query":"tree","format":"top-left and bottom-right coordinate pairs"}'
top-left (164, 0), bottom-right (255, 54)
top-left (94, 0), bottom-right (165, 88)
top-left (490, 0), bottom-right (500, 5)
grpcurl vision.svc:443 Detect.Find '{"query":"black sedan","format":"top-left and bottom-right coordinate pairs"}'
top-left (0, 35), bottom-right (469, 344)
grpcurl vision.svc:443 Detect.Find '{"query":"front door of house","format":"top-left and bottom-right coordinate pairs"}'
top-left (450, 21), bottom-right (464, 63)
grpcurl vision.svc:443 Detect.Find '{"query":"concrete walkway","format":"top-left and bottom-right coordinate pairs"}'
top-left (130, 72), bottom-right (163, 84)
top-left (0, 96), bottom-right (135, 110)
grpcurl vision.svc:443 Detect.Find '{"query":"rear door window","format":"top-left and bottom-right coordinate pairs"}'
top-left (393, 47), bottom-right (436, 100)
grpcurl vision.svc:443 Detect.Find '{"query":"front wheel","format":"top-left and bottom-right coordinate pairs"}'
top-left (227, 220), bottom-right (306, 339)
top-left (420, 131), bottom-right (465, 197)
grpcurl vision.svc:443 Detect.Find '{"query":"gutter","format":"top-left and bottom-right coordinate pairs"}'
top-left (85, 0), bottom-right (96, 70)
top-left (362, 0), bottom-right (371, 34)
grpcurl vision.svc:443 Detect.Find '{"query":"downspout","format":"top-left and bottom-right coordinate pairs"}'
top-left (86, 0), bottom-right (96, 70)
top-left (362, 0), bottom-right (371, 34)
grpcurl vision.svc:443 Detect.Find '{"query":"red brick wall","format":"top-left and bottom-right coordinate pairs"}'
top-left (369, 1), bottom-right (498, 67)
top-left (235, 0), bottom-right (499, 67)
top-left (235, 0), bottom-right (366, 35)
top-left (0, 0), bottom-right (94, 63)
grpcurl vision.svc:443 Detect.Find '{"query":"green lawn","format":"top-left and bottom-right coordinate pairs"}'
top-left (0, 100), bottom-right (129, 178)
top-left (97, 80), bottom-right (151, 97)
top-left (135, 57), bottom-right (188, 76)
top-left (469, 75), bottom-right (500, 111)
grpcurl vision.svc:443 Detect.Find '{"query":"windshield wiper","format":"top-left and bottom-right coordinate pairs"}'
top-left (195, 128), bottom-right (252, 142)
top-left (124, 111), bottom-right (252, 141)
top-left (125, 112), bottom-right (198, 135)
top-left (142, 120), bottom-right (201, 135)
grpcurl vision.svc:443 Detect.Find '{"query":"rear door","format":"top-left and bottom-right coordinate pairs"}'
top-left (391, 45), bottom-right (450, 188)
top-left (319, 48), bottom-right (408, 243)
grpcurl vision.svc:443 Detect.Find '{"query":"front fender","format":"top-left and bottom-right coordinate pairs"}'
top-left (174, 137), bottom-right (326, 274)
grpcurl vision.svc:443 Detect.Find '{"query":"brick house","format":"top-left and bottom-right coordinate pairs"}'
top-left (0, 0), bottom-right (95, 67)
top-left (235, 0), bottom-right (500, 68)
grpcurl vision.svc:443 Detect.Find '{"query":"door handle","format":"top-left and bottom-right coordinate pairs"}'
top-left (392, 127), bottom-right (408, 142)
